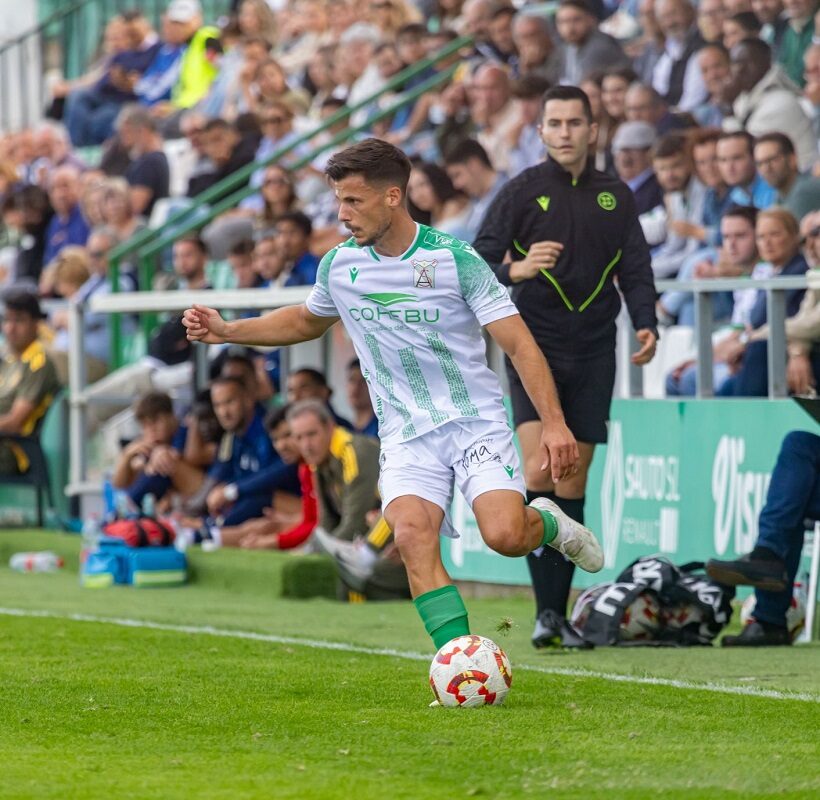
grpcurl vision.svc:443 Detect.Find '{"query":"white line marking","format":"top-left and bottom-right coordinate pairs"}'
top-left (1, 607), bottom-right (817, 703)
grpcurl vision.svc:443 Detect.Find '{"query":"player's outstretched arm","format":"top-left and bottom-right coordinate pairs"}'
top-left (485, 314), bottom-right (579, 482)
top-left (183, 303), bottom-right (338, 347)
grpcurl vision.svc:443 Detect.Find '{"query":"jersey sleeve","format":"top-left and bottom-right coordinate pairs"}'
top-left (452, 244), bottom-right (519, 327)
top-left (305, 248), bottom-right (340, 318)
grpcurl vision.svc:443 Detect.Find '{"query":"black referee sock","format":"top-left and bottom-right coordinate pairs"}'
top-left (526, 493), bottom-right (586, 618)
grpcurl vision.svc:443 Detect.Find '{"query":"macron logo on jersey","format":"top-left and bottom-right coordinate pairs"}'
top-left (349, 266), bottom-right (359, 283)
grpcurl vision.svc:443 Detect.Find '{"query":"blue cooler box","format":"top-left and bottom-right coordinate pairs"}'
top-left (81, 536), bottom-right (187, 588)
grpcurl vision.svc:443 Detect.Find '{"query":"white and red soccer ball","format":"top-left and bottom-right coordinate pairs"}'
top-left (429, 635), bottom-right (512, 707)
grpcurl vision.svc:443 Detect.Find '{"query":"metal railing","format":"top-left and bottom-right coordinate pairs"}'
top-left (66, 272), bottom-right (816, 498)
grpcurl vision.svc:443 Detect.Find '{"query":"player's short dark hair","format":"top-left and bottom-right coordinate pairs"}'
top-left (443, 139), bottom-right (493, 169)
top-left (291, 367), bottom-right (328, 387)
top-left (175, 234), bottom-right (209, 254)
top-left (541, 85), bottom-right (593, 123)
top-left (754, 132), bottom-right (795, 157)
top-left (134, 391), bottom-right (174, 421)
top-left (325, 138), bottom-right (412, 193)
top-left (717, 129), bottom-right (756, 155)
top-left (722, 205), bottom-right (758, 228)
top-left (276, 210), bottom-right (313, 238)
top-left (652, 132), bottom-right (690, 160)
top-left (265, 404), bottom-right (290, 432)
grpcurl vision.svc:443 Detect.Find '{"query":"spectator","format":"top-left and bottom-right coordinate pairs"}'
top-left (465, 64), bottom-right (519, 174)
top-left (462, 0), bottom-right (506, 62)
top-left (207, 405), bottom-right (313, 549)
top-left (487, 5), bottom-right (517, 65)
top-left (752, 0), bottom-right (788, 48)
top-left (277, 0), bottom-right (330, 74)
top-left (228, 239), bottom-right (263, 290)
top-left (659, 205), bottom-right (759, 329)
top-left (238, 0), bottom-right (278, 47)
top-left (506, 74), bottom-right (552, 177)
top-left (368, 0), bottom-right (422, 39)
top-left (0, 290), bottom-right (61, 475)
top-left (716, 130), bottom-right (777, 208)
top-left (408, 161), bottom-right (471, 239)
top-left (337, 23), bottom-right (385, 125)
top-left (624, 82), bottom-right (692, 134)
top-left (346, 357), bottom-right (378, 437)
top-left (689, 127), bottom-right (734, 247)
top-left (749, 209), bottom-right (820, 394)
top-left (804, 43), bottom-right (820, 144)
top-left (1, 185), bottom-right (53, 285)
top-left (726, 38), bottom-right (817, 171)
top-left (186, 118), bottom-right (258, 199)
top-left (754, 132), bottom-right (820, 221)
top-left (708, 430), bottom-right (819, 647)
top-left (633, 0), bottom-right (666, 85)
top-left (286, 367), bottom-right (353, 430)
top-left (697, 0), bottom-right (727, 44)
top-left (693, 44), bottom-right (733, 126)
top-left (641, 133), bottom-right (707, 279)
top-left (133, 7), bottom-right (190, 109)
top-left (553, 0), bottom-right (630, 85)
top-left (287, 399), bottom-right (409, 602)
top-left (204, 375), bottom-right (289, 526)
top-left (42, 166), bottom-right (90, 267)
top-left (99, 177), bottom-right (146, 243)
top-left (777, 0), bottom-right (815, 86)
top-left (723, 11), bottom-right (764, 50)
top-left (112, 391), bottom-right (206, 511)
top-left (244, 58), bottom-right (310, 116)
top-left (116, 105), bottom-right (170, 217)
top-left (252, 231), bottom-right (288, 287)
top-left (444, 139), bottom-right (505, 242)
top-left (652, 0), bottom-right (708, 111)
top-left (600, 67), bottom-right (638, 128)
top-left (511, 12), bottom-right (561, 84)
top-left (717, 208), bottom-right (808, 396)
top-left (272, 211), bottom-right (319, 286)
top-left (30, 121), bottom-right (86, 177)
top-left (611, 121), bottom-right (663, 215)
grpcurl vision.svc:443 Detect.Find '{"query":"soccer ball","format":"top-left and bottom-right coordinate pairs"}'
top-left (739, 585), bottom-right (806, 642)
top-left (429, 635), bottom-right (512, 707)
top-left (619, 591), bottom-right (662, 641)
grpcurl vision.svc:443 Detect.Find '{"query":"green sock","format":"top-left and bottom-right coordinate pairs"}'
top-left (533, 506), bottom-right (559, 547)
top-left (413, 585), bottom-right (470, 649)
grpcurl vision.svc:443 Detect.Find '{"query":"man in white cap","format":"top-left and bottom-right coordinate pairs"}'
top-left (611, 120), bottom-right (663, 215)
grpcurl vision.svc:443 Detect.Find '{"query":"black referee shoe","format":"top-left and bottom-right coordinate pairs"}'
top-left (532, 609), bottom-right (593, 650)
top-left (705, 552), bottom-right (788, 592)
top-left (722, 621), bottom-right (790, 647)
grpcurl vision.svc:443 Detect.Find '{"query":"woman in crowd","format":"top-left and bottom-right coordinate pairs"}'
top-left (407, 161), bottom-right (470, 240)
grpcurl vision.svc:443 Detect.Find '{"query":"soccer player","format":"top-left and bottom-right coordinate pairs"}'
top-left (474, 86), bottom-right (658, 648)
top-left (183, 138), bottom-right (604, 655)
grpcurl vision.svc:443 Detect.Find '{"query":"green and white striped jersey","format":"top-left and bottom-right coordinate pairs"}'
top-left (306, 224), bottom-right (518, 445)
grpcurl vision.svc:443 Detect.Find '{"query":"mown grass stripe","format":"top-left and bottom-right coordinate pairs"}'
top-left (1, 607), bottom-right (817, 704)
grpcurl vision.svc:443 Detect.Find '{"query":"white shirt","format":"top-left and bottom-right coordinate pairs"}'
top-left (306, 224), bottom-right (518, 444)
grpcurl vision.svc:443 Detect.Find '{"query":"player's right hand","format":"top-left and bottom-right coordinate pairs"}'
top-left (183, 304), bottom-right (228, 345)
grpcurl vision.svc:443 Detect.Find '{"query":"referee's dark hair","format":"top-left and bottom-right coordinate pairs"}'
top-left (541, 85), bottom-right (593, 123)
top-left (325, 138), bottom-right (412, 193)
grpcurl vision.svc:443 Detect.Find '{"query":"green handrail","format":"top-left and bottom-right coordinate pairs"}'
top-left (116, 63), bottom-right (459, 364)
top-left (107, 33), bottom-right (471, 276)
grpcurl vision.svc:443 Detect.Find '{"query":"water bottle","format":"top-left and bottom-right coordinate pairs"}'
top-left (10, 552), bottom-right (64, 573)
top-left (81, 514), bottom-right (102, 563)
top-left (102, 478), bottom-right (116, 522)
top-left (141, 493), bottom-right (156, 518)
top-left (115, 490), bottom-right (138, 520)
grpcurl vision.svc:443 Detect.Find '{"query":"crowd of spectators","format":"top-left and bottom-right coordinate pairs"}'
top-left (0, 0), bottom-right (818, 580)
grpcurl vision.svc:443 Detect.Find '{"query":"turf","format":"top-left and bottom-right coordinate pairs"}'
top-left (0, 530), bottom-right (818, 799)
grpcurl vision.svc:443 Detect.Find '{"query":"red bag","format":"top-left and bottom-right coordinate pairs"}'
top-left (103, 517), bottom-right (175, 548)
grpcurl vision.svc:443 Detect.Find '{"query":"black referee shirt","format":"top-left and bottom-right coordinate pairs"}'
top-left (474, 157), bottom-right (658, 359)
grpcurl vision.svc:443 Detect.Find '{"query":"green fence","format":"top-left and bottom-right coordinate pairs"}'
top-left (442, 399), bottom-right (818, 588)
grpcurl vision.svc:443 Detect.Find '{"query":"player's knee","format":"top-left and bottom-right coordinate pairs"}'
top-left (482, 522), bottom-right (530, 558)
top-left (392, 518), bottom-right (437, 560)
top-left (523, 458), bottom-right (552, 492)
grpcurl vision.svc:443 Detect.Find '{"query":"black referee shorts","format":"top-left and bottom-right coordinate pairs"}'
top-left (506, 352), bottom-right (616, 445)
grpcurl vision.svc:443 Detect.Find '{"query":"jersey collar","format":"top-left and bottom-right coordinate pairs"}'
top-left (368, 223), bottom-right (422, 262)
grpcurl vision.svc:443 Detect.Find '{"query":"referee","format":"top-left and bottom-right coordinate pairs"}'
top-left (474, 85), bottom-right (658, 648)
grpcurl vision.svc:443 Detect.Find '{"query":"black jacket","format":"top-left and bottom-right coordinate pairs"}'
top-left (473, 157), bottom-right (657, 359)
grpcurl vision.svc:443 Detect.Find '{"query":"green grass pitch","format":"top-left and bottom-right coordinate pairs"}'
top-left (0, 531), bottom-right (818, 799)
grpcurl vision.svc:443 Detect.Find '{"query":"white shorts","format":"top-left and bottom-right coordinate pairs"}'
top-left (379, 418), bottom-right (526, 528)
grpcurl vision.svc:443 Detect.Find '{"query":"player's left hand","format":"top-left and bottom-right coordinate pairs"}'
top-left (632, 329), bottom-right (657, 365)
top-left (540, 421), bottom-right (580, 484)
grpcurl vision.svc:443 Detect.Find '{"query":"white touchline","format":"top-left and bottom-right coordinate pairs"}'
top-left (1, 607), bottom-right (817, 704)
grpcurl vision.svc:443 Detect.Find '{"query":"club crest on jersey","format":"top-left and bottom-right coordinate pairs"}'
top-left (412, 258), bottom-right (437, 289)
